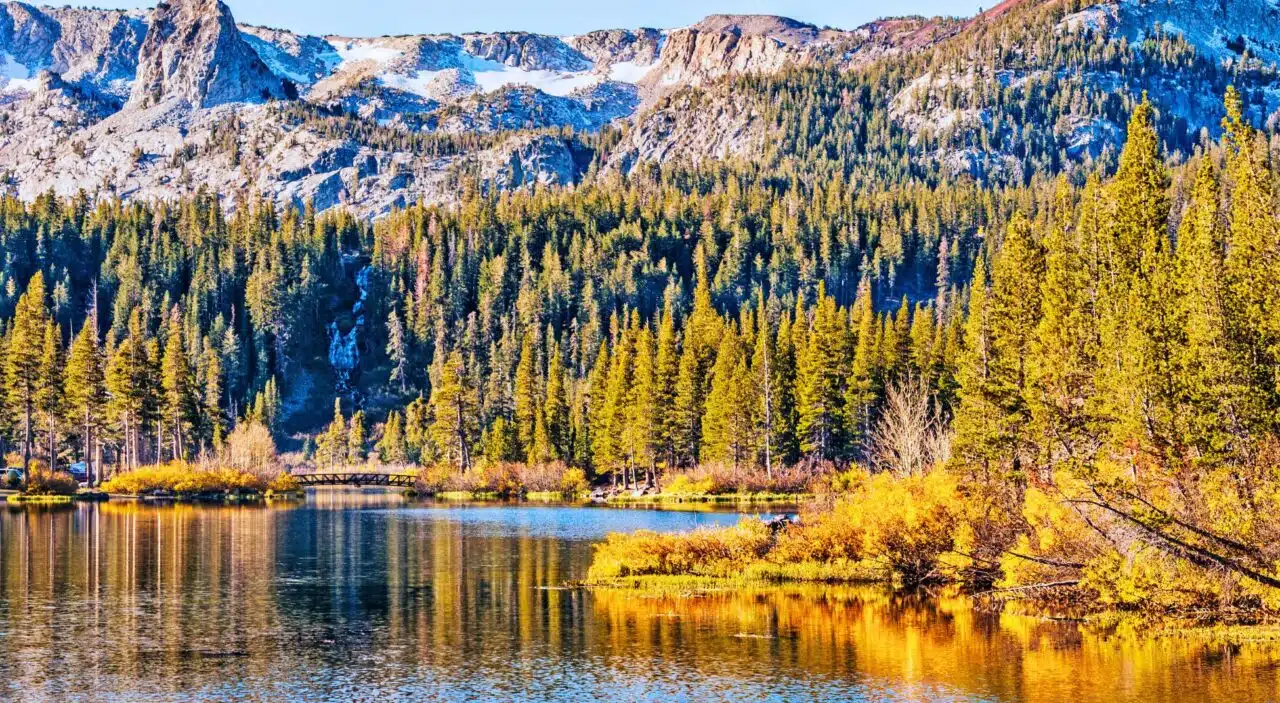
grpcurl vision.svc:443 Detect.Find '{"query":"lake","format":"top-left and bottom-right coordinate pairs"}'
top-left (0, 492), bottom-right (1276, 702)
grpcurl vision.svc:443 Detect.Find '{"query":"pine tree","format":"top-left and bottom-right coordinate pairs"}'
top-left (702, 328), bottom-right (756, 470)
top-left (430, 352), bottom-right (478, 471)
top-left (513, 328), bottom-right (538, 460)
top-left (377, 410), bottom-right (409, 464)
top-left (1100, 97), bottom-right (1182, 459)
top-left (751, 297), bottom-right (777, 477)
top-left (585, 344), bottom-right (610, 474)
top-left (623, 326), bottom-right (658, 484)
top-left (317, 398), bottom-right (347, 467)
top-left (797, 283), bottom-right (848, 462)
top-left (597, 322), bottom-right (634, 484)
top-left (203, 345), bottom-right (226, 451)
top-left (387, 309), bottom-right (409, 394)
top-left (672, 251), bottom-right (722, 467)
top-left (1221, 86), bottom-right (1280, 418)
top-left (1176, 156), bottom-right (1254, 457)
top-left (7, 272), bottom-right (48, 469)
top-left (653, 304), bottom-right (680, 469)
top-left (988, 214), bottom-right (1045, 471)
top-left (64, 318), bottom-right (106, 481)
top-left (348, 410), bottom-right (368, 463)
top-left (106, 318), bottom-right (149, 470)
top-left (160, 312), bottom-right (197, 460)
top-left (845, 278), bottom-right (879, 452)
top-left (37, 320), bottom-right (62, 471)
top-left (544, 344), bottom-right (570, 461)
top-left (1030, 176), bottom-right (1102, 462)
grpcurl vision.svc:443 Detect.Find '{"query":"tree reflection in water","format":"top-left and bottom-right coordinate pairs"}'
top-left (0, 497), bottom-right (1274, 702)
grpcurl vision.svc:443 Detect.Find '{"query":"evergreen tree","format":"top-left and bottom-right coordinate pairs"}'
top-left (37, 321), bottom-right (62, 471)
top-left (348, 410), bottom-right (368, 463)
top-left (624, 326), bottom-right (658, 484)
top-left (377, 410), bottom-right (409, 464)
top-left (1176, 156), bottom-right (1253, 457)
top-left (160, 312), bottom-right (197, 460)
top-left (653, 304), bottom-right (680, 469)
top-left (7, 272), bottom-right (47, 468)
top-left (797, 283), bottom-right (848, 462)
top-left (845, 278), bottom-right (879, 452)
top-left (387, 309), bottom-right (409, 394)
top-left (544, 344), bottom-right (570, 461)
top-left (513, 329), bottom-right (539, 460)
top-left (64, 318), bottom-right (106, 481)
top-left (317, 398), bottom-right (347, 467)
top-left (430, 352), bottom-right (478, 471)
top-left (203, 345), bottom-right (226, 451)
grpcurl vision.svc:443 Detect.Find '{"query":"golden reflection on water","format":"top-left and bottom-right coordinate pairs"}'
top-left (591, 584), bottom-right (1280, 703)
top-left (0, 500), bottom-right (1277, 702)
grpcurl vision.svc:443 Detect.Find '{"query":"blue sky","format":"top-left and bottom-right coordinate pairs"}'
top-left (92, 0), bottom-right (988, 37)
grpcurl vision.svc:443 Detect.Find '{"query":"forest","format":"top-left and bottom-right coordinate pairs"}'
top-left (0, 68), bottom-right (1277, 612)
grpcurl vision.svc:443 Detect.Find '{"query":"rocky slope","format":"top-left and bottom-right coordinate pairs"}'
top-left (0, 0), bottom-right (1272, 216)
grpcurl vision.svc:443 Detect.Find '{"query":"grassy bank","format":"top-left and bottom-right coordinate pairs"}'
top-left (7, 493), bottom-right (73, 505)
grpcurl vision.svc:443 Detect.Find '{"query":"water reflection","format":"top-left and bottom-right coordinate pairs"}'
top-left (0, 499), bottom-right (1275, 702)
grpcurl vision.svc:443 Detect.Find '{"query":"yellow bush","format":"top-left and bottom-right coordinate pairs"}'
top-left (559, 467), bottom-right (589, 497)
top-left (587, 520), bottom-right (773, 581)
top-left (23, 465), bottom-right (79, 496)
top-left (100, 462), bottom-right (268, 496)
top-left (771, 470), bottom-right (964, 586)
top-left (268, 473), bottom-right (302, 492)
top-left (663, 474), bottom-right (717, 497)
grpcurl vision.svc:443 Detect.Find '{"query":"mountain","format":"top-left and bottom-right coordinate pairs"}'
top-left (0, 0), bottom-right (1271, 215)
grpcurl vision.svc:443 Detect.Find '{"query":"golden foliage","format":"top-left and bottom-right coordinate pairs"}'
top-left (100, 461), bottom-right (268, 495)
top-left (587, 520), bottom-right (774, 581)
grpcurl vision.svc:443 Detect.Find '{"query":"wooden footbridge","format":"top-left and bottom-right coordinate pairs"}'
top-left (292, 471), bottom-right (418, 488)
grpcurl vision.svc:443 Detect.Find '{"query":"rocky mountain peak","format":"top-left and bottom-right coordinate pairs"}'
top-left (690, 14), bottom-right (820, 43)
top-left (129, 0), bottom-right (286, 109)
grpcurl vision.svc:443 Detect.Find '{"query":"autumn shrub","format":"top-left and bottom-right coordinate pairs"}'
top-left (415, 464), bottom-right (455, 494)
top-left (23, 465), bottom-right (79, 496)
top-left (590, 469), bottom-right (968, 588)
top-left (587, 519), bottom-right (774, 581)
top-left (268, 473), bottom-right (302, 493)
top-left (773, 469), bottom-right (965, 586)
top-left (662, 473), bottom-right (718, 497)
top-left (101, 461), bottom-right (268, 496)
top-left (221, 421), bottom-right (279, 478)
top-left (660, 463), bottom-right (822, 496)
top-left (416, 461), bottom-right (528, 496)
top-left (515, 461), bottom-right (573, 493)
top-left (559, 467), bottom-right (590, 497)
top-left (997, 465), bottom-right (1280, 617)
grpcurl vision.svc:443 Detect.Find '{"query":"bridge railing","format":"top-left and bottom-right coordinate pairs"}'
top-left (291, 471), bottom-right (418, 487)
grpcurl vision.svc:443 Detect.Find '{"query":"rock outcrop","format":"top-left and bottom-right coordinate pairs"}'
top-left (129, 0), bottom-right (285, 109)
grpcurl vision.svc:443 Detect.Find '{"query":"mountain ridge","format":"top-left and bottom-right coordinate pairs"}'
top-left (0, 0), bottom-right (1272, 216)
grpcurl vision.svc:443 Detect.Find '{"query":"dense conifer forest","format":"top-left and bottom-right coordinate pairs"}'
top-left (0, 0), bottom-right (1278, 610)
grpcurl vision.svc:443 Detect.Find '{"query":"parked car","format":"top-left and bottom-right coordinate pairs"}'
top-left (4, 468), bottom-right (24, 489)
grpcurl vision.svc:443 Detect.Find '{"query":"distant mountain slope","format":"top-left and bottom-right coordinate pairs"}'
top-left (0, 0), bottom-right (1272, 215)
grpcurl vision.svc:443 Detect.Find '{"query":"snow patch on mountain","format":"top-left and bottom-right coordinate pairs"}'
top-left (0, 53), bottom-right (39, 93)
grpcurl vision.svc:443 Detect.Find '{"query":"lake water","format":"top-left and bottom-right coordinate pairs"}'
top-left (0, 492), bottom-right (1276, 702)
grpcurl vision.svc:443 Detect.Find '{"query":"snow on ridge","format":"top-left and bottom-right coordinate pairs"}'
top-left (243, 35), bottom-right (314, 85)
top-left (331, 40), bottom-right (405, 68)
top-left (460, 53), bottom-right (599, 96)
top-left (608, 60), bottom-right (657, 83)
top-left (0, 53), bottom-right (41, 94)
